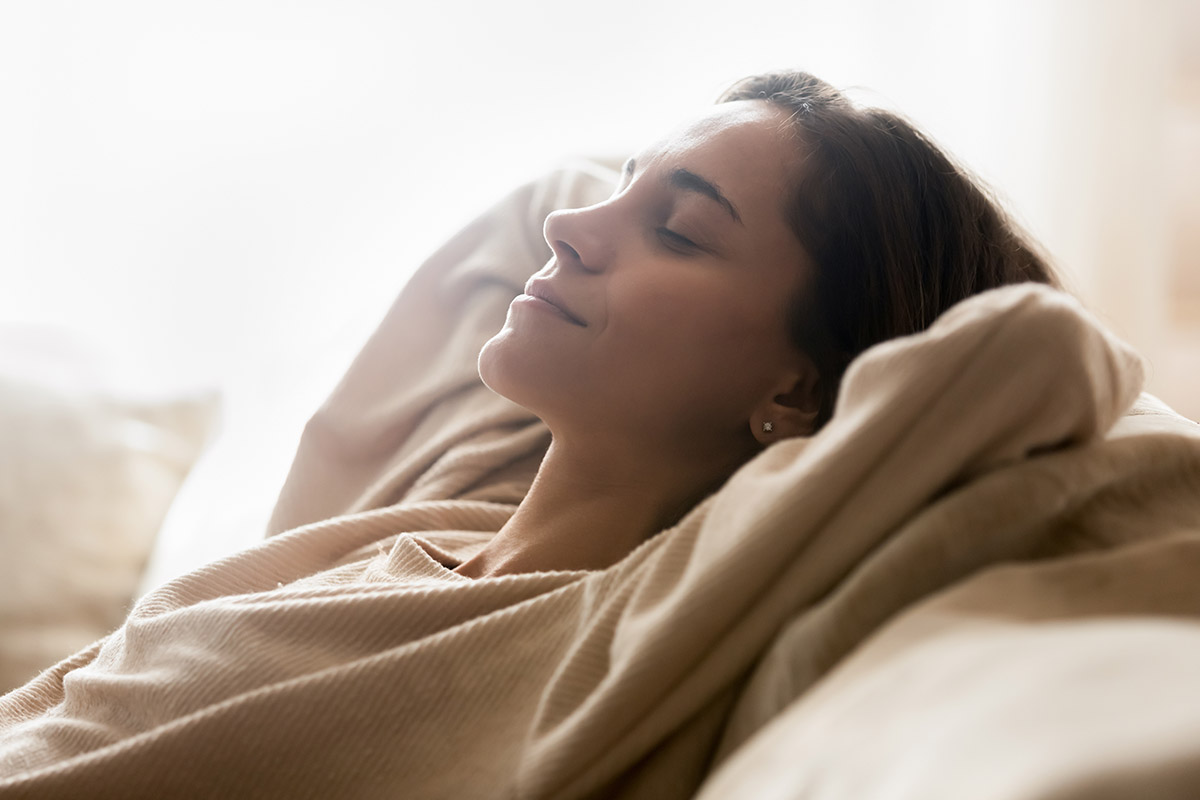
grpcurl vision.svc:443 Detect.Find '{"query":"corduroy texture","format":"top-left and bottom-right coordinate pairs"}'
top-left (1, 164), bottom-right (1192, 800)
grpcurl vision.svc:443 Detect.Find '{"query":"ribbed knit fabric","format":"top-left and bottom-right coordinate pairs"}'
top-left (0, 163), bottom-right (1183, 799)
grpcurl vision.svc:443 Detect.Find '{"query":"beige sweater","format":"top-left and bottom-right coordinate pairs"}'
top-left (1, 165), bottom-right (1193, 799)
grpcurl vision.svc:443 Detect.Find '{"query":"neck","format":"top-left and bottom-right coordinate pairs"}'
top-left (453, 437), bottom-right (726, 578)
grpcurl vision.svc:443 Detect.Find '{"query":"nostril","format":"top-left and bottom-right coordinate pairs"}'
top-left (557, 241), bottom-right (581, 261)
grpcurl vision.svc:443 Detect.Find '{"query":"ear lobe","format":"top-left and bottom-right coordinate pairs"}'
top-left (752, 368), bottom-right (822, 443)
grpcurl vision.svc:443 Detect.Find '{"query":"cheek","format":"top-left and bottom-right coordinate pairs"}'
top-left (602, 284), bottom-right (788, 414)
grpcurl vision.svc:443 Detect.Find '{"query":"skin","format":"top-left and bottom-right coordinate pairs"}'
top-left (454, 100), bottom-right (820, 578)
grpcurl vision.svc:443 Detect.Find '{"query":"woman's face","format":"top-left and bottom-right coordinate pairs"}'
top-left (479, 100), bottom-right (815, 466)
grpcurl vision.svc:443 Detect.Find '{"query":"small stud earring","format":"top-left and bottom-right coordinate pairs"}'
top-left (762, 421), bottom-right (774, 433)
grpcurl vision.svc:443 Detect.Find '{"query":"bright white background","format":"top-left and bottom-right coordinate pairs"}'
top-left (2, 0), bottom-right (1197, 537)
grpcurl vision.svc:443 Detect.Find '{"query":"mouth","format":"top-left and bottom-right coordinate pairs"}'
top-left (521, 280), bottom-right (588, 327)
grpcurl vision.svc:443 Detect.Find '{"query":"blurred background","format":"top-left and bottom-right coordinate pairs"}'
top-left (1, 0), bottom-right (1197, 544)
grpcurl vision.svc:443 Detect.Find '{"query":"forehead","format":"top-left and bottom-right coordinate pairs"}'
top-left (661, 100), bottom-right (796, 156)
top-left (642, 100), bottom-right (801, 213)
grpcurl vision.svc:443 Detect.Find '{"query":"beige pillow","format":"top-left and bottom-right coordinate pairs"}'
top-left (0, 330), bottom-right (218, 693)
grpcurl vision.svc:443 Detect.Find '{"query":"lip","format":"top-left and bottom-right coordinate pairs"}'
top-left (520, 279), bottom-right (588, 327)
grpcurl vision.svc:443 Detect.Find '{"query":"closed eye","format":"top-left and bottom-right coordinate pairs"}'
top-left (657, 227), bottom-right (699, 252)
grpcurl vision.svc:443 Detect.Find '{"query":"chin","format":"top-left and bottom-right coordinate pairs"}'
top-left (478, 330), bottom-right (578, 429)
top-left (478, 330), bottom-right (537, 408)
top-left (477, 333), bottom-right (509, 397)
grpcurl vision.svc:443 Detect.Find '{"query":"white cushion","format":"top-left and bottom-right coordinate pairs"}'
top-left (0, 327), bottom-right (218, 692)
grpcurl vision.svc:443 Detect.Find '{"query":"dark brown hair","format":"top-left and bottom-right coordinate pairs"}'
top-left (720, 71), bottom-right (1058, 430)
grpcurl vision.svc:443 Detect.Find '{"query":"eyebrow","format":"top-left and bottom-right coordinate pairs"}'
top-left (624, 158), bottom-right (744, 225)
top-left (668, 168), bottom-right (743, 225)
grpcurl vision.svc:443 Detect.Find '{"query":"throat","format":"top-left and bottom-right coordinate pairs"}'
top-left (452, 441), bottom-right (715, 578)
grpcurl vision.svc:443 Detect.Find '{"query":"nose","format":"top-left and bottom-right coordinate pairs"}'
top-left (542, 204), bottom-right (611, 273)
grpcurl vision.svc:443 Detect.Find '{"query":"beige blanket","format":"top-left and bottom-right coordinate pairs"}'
top-left (1, 165), bottom-right (1197, 799)
top-left (697, 533), bottom-right (1200, 800)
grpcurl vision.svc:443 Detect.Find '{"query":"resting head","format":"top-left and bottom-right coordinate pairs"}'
top-left (479, 70), bottom-right (1058, 496)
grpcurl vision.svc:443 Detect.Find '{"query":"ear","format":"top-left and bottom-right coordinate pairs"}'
top-left (751, 360), bottom-right (822, 444)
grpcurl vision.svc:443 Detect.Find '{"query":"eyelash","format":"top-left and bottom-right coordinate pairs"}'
top-left (618, 165), bottom-right (700, 254)
top-left (657, 227), bottom-right (698, 252)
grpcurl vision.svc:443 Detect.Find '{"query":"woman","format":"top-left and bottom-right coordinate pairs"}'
top-left (1, 72), bottom-right (1135, 799)
top-left (456, 71), bottom-right (1056, 577)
